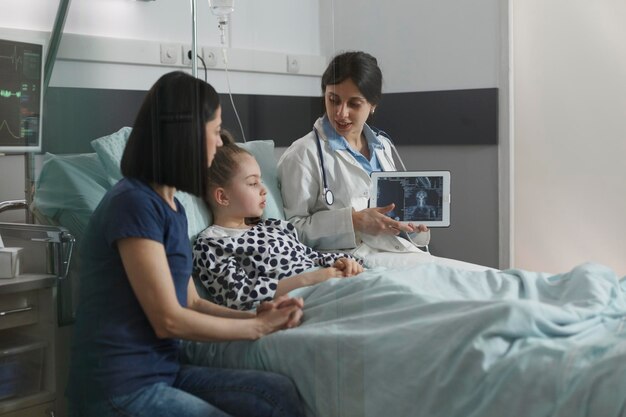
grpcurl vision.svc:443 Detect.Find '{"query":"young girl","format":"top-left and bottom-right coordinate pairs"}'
top-left (193, 132), bottom-right (364, 311)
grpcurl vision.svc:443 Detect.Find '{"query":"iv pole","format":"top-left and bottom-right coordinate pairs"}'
top-left (191, 0), bottom-right (198, 78)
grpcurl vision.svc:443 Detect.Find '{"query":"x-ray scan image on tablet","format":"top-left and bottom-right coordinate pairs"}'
top-left (369, 171), bottom-right (451, 227)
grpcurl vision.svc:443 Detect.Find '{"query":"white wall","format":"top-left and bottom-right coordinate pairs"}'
top-left (0, 0), bottom-right (323, 222)
top-left (0, 0), bottom-right (319, 52)
top-left (512, 1), bottom-right (626, 275)
top-left (0, 0), bottom-right (322, 94)
top-left (318, 0), bottom-right (503, 266)
top-left (320, 0), bottom-right (501, 92)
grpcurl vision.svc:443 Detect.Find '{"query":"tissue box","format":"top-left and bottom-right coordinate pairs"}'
top-left (0, 248), bottom-right (22, 279)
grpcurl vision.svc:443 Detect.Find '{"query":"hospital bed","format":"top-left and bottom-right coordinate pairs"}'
top-left (31, 128), bottom-right (626, 417)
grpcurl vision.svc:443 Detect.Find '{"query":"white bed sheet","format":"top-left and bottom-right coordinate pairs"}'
top-left (362, 250), bottom-right (495, 272)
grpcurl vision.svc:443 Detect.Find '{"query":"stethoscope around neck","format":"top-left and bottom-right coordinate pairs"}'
top-left (313, 127), bottom-right (335, 205)
top-left (312, 126), bottom-right (406, 206)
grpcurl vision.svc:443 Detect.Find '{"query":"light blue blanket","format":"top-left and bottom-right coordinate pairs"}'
top-left (183, 262), bottom-right (626, 417)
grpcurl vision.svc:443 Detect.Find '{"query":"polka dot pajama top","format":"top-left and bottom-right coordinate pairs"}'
top-left (193, 219), bottom-right (354, 310)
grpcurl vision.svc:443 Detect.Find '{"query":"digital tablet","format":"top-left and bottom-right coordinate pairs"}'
top-left (369, 171), bottom-right (451, 227)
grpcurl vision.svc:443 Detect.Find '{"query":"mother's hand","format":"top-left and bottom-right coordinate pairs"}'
top-left (352, 204), bottom-right (415, 235)
top-left (257, 295), bottom-right (304, 330)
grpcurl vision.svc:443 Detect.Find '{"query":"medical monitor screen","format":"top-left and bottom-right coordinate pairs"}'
top-left (0, 38), bottom-right (44, 153)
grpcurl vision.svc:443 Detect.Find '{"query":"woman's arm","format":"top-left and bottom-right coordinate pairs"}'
top-left (187, 281), bottom-right (255, 319)
top-left (118, 237), bottom-right (303, 342)
top-left (187, 281), bottom-right (303, 328)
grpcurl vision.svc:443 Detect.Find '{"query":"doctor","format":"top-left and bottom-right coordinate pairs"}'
top-left (278, 51), bottom-right (430, 257)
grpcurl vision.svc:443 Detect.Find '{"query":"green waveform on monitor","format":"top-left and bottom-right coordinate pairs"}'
top-left (0, 89), bottom-right (21, 98)
top-left (0, 120), bottom-right (21, 139)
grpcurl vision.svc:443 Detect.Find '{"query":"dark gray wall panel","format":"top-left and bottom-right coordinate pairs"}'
top-left (373, 88), bottom-right (498, 145)
top-left (44, 87), bottom-right (146, 153)
top-left (43, 88), bottom-right (323, 153)
top-left (215, 94), bottom-right (323, 144)
top-left (43, 87), bottom-right (497, 152)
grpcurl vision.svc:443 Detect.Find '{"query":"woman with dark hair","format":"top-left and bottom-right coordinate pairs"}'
top-left (277, 51), bottom-right (430, 259)
top-left (66, 71), bottom-right (305, 417)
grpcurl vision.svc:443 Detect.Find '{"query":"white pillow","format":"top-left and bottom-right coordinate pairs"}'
top-left (90, 126), bottom-right (132, 186)
top-left (238, 140), bottom-right (285, 221)
top-left (174, 191), bottom-right (213, 241)
top-left (90, 128), bottom-right (285, 240)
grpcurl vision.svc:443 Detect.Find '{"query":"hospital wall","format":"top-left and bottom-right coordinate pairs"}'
top-left (317, 0), bottom-right (504, 267)
top-left (0, 0), bottom-right (322, 216)
top-left (512, 1), bottom-right (626, 276)
top-left (0, 0), bottom-right (502, 268)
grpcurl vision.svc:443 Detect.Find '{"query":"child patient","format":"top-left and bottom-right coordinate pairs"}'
top-left (193, 132), bottom-right (363, 310)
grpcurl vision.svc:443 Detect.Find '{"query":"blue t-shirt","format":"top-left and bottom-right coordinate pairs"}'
top-left (66, 178), bottom-right (192, 402)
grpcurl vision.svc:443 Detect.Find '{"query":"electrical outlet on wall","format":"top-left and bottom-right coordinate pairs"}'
top-left (182, 45), bottom-right (193, 66)
top-left (160, 43), bottom-right (179, 64)
top-left (286, 55), bottom-right (300, 74)
top-left (202, 47), bottom-right (218, 67)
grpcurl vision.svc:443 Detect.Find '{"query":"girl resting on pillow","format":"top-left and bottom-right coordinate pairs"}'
top-left (193, 131), bottom-right (364, 310)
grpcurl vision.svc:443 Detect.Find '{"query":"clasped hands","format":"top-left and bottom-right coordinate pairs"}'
top-left (256, 295), bottom-right (304, 330)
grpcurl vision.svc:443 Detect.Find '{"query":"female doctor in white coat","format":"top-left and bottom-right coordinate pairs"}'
top-left (277, 51), bottom-right (431, 259)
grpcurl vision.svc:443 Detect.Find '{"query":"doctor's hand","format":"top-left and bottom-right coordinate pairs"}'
top-left (352, 204), bottom-right (414, 236)
top-left (407, 223), bottom-right (429, 233)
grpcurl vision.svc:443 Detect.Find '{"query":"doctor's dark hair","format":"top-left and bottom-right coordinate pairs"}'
top-left (121, 71), bottom-right (220, 197)
top-left (321, 51), bottom-right (383, 105)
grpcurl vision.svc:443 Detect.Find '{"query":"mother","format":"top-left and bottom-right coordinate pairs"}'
top-left (66, 71), bottom-right (305, 417)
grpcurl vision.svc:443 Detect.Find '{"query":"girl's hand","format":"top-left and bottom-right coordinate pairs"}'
top-left (332, 257), bottom-right (364, 277)
top-left (352, 204), bottom-right (413, 235)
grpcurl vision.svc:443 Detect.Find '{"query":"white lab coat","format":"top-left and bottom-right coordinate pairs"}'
top-left (277, 117), bottom-right (430, 257)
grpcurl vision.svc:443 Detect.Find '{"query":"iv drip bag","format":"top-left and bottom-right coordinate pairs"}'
top-left (209, 0), bottom-right (234, 20)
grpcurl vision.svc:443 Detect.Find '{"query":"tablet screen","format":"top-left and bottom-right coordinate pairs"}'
top-left (370, 171), bottom-right (450, 227)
